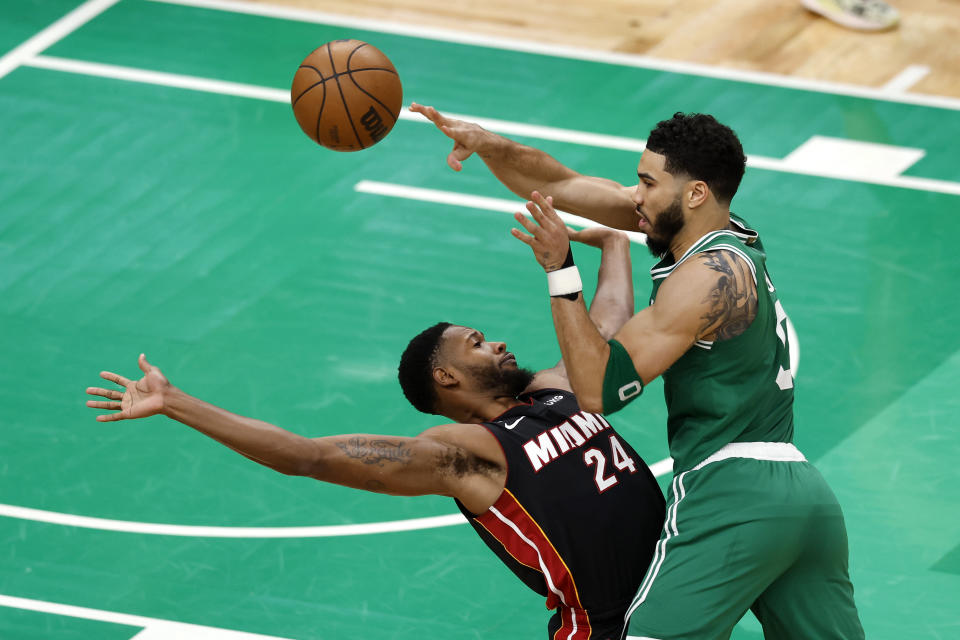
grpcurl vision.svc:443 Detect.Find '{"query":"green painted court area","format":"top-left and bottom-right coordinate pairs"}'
top-left (1, 0), bottom-right (959, 638)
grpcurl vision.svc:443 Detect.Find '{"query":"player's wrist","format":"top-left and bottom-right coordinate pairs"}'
top-left (159, 385), bottom-right (185, 418)
top-left (547, 247), bottom-right (581, 300)
top-left (476, 130), bottom-right (520, 159)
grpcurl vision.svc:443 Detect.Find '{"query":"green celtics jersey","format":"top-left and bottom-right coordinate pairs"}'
top-left (650, 228), bottom-right (794, 473)
top-left (728, 213), bottom-right (762, 254)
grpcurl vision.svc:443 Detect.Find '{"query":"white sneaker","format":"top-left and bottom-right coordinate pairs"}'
top-left (801, 0), bottom-right (900, 31)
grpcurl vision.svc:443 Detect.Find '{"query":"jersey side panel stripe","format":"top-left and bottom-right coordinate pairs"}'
top-left (476, 489), bottom-right (592, 638)
top-left (473, 512), bottom-right (541, 572)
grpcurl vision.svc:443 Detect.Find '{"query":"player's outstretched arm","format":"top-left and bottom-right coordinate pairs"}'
top-left (86, 355), bottom-right (504, 508)
top-left (411, 103), bottom-right (638, 230)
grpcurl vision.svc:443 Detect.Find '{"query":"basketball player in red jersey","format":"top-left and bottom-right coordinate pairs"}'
top-left (86, 226), bottom-right (666, 640)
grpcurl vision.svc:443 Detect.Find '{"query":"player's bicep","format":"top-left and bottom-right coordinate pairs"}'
top-left (612, 304), bottom-right (699, 384)
top-left (613, 256), bottom-right (747, 381)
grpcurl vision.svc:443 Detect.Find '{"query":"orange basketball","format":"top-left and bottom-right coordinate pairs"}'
top-left (290, 40), bottom-right (403, 151)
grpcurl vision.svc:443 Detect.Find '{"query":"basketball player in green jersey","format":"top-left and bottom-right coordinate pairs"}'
top-left (416, 106), bottom-right (864, 638)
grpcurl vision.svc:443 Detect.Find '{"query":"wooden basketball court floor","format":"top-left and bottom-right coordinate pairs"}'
top-left (1, 0), bottom-right (959, 638)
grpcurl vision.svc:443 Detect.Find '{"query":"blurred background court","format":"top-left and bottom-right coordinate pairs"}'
top-left (1, 0), bottom-right (959, 638)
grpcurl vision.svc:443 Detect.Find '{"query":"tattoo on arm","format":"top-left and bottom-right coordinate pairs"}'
top-left (698, 250), bottom-right (758, 341)
top-left (335, 437), bottom-right (413, 467)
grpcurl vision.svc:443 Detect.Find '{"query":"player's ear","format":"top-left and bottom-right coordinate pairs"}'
top-left (433, 366), bottom-right (459, 388)
top-left (687, 180), bottom-right (709, 209)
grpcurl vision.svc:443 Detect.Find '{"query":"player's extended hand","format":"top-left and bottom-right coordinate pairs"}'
top-left (86, 354), bottom-right (169, 422)
top-left (410, 102), bottom-right (489, 172)
top-left (512, 191), bottom-right (571, 272)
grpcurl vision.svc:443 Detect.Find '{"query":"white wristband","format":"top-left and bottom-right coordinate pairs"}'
top-left (547, 266), bottom-right (583, 297)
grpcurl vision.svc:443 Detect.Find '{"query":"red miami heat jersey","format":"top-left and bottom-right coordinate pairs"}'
top-left (455, 388), bottom-right (665, 639)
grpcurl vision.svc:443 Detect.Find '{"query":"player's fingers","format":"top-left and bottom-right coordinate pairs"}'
top-left (514, 211), bottom-right (540, 234)
top-left (438, 124), bottom-right (461, 142)
top-left (510, 228), bottom-right (534, 245)
top-left (451, 143), bottom-right (473, 161)
top-left (528, 192), bottom-right (558, 227)
top-left (86, 386), bottom-right (123, 400)
top-left (410, 102), bottom-right (441, 124)
top-left (138, 353), bottom-right (152, 374)
top-left (448, 144), bottom-right (473, 171)
top-left (96, 412), bottom-right (126, 422)
top-left (525, 200), bottom-right (548, 227)
top-left (531, 192), bottom-right (561, 226)
top-left (100, 371), bottom-right (132, 387)
top-left (446, 152), bottom-right (463, 172)
top-left (86, 400), bottom-right (121, 410)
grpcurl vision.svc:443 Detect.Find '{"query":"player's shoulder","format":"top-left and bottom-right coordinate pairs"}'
top-left (419, 423), bottom-right (506, 468)
top-left (419, 422), bottom-right (491, 442)
top-left (671, 244), bottom-right (756, 285)
top-left (654, 247), bottom-right (757, 319)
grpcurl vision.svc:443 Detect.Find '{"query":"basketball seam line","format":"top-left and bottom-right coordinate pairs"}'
top-left (344, 47), bottom-right (399, 122)
top-left (293, 66), bottom-right (398, 107)
top-left (329, 41), bottom-right (364, 149)
top-left (345, 73), bottom-right (399, 123)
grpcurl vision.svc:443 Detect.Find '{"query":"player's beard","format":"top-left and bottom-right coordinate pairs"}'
top-left (644, 195), bottom-right (685, 258)
top-left (469, 363), bottom-right (537, 399)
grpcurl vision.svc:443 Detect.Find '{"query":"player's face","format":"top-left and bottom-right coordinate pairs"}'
top-left (633, 151), bottom-right (686, 257)
top-left (443, 326), bottom-right (535, 397)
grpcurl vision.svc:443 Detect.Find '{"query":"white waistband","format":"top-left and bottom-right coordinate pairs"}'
top-left (692, 442), bottom-right (806, 471)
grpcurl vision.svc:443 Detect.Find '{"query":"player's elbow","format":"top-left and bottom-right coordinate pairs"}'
top-left (281, 440), bottom-right (329, 479)
top-left (592, 310), bottom-right (632, 341)
top-left (577, 391), bottom-right (604, 414)
top-left (276, 456), bottom-right (316, 478)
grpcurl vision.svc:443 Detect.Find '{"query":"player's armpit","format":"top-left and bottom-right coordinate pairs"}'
top-left (418, 424), bottom-right (507, 513)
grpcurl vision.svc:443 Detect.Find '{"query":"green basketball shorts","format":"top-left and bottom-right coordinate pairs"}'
top-left (624, 442), bottom-right (864, 640)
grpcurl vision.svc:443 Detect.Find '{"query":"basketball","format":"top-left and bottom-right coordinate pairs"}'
top-left (290, 40), bottom-right (403, 151)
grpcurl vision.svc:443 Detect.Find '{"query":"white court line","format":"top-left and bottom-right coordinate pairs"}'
top-left (0, 503), bottom-right (466, 537)
top-left (0, 0), bottom-right (122, 81)
top-left (400, 109), bottom-right (647, 153)
top-left (149, 0), bottom-right (960, 112)
top-left (647, 457), bottom-right (673, 478)
top-left (354, 180), bottom-right (649, 245)
top-left (22, 55), bottom-right (960, 197)
top-left (27, 55), bottom-right (289, 102)
top-left (0, 456), bottom-right (675, 537)
top-left (0, 594), bottom-right (294, 640)
top-left (882, 65), bottom-right (931, 94)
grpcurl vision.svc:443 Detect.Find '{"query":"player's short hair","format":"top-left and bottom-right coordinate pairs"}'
top-left (398, 322), bottom-right (453, 414)
top-left (646, 112), bottom-right (746, 205)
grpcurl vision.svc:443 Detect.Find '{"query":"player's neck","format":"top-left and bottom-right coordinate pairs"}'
top-left (669, 206), bottom-right (730, 261)
top-left (442, 393), bottom-right (525, 424)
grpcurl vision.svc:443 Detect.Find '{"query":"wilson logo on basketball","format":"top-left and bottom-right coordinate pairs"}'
top-left (360, 106), bottom-right (388, 142)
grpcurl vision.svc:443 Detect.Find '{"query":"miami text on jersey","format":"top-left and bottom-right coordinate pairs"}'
top-left (522, 411), bottom-right (613, 472)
